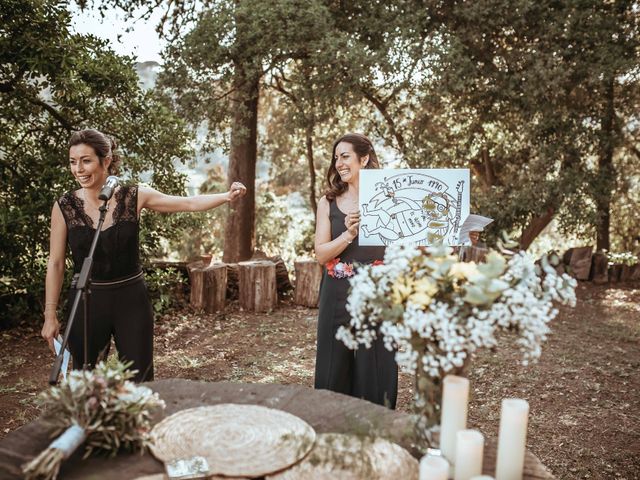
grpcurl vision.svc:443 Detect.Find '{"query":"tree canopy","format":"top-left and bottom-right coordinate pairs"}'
top-left (2, 0), bottom-right (638, 325)
top-left (112, 0), bottom-right (638, 256)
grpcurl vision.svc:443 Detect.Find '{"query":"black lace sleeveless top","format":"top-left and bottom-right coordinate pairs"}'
top-left (57, 186), bottom-right (141, 281)
top-left (329, 199), bottom-right (385, 263)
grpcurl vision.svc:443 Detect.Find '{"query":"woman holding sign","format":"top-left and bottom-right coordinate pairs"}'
top-left (313, 133), bottom-right (398, 408)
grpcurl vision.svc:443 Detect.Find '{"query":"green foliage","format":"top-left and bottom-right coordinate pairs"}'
top-left (254, 188), bottom-right (315, 265)
top-left (607, 251), bottom-right (639, 267)
top-left (144, 267), bottom-right (187, 314)
top-left (160, 165), bottom-right (228, 261)
top-left (0, 0), bottom-right (194, 324)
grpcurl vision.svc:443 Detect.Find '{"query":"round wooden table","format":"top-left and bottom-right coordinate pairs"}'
top-left (0, 380), bottom-right (554, 479)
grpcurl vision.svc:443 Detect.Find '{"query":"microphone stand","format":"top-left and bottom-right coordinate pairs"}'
top-left (49, 198), bottom-right (110, 385)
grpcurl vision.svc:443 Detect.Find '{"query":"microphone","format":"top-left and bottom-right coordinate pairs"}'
top-left (98, 176), bottom-right (119, 201)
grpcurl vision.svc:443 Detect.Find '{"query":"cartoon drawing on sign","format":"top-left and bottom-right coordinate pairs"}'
top-left (359, 170), bottom-right (469, 246)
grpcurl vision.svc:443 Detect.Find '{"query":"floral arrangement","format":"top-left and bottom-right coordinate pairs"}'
top-left (326, 258), bottom-right (383, 279)
top-left (326, 258), bottom-right (355, 278)
top-left (23, 359), bottom-right (165, 480)
top-left (607, 251), bottom-right (639, 266)
top-left (336, 243), bottom-right (577, 437)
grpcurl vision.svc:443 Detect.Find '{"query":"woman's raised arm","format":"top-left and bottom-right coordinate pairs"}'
top-left (137, 182), bottom-right (246, 215)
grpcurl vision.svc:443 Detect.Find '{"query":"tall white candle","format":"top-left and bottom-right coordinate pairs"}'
top-left (440, 375), bottom-right (470, 463)
top-left (495, 399), bottom-right (529, 480)
top-left (454, 429), bottom-right (484, 480)
top-left (419, 455), bottom-right (450, 480)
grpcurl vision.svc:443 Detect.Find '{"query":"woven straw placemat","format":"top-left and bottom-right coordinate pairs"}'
top-left (149, 404), bottom-right (316, 478)
top-left (266, 433), bottom-right (419, 480)
top-left (134, 474), bottom-right (249, 480)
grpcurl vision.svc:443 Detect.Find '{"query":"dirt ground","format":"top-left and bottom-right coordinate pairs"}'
top-left (0, 282), bottom-right (638, 479)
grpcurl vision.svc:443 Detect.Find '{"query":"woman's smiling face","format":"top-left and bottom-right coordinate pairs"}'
top-left (69, 143), bottom-right (110, 190)
top-left (335, 141), bottom-right (368, 185)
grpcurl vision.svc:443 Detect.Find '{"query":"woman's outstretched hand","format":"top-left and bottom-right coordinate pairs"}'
top-left (227, 182), bottom-right (247, 202)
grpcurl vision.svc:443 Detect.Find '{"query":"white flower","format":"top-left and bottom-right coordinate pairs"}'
top-left (337, 245), bottom-right (577, 379)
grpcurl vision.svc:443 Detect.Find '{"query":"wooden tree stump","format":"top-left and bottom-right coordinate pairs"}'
top-left (631, 263), bottom-right (640, 281)
top-left (619, 264), bottom-right (634, 282)
top-left (272, 256), bottom-right (293, 298)
top-left (226, 263), bottom-right (239, 300)
top-left (294, 259), bottom-right (323, 308)
top-left (188, 261), bottom-right (227, 312)
top-left (590, 252), bottom-right (609, 284)
top-left (238, 260), bottom-right (277, 312)
top-left (250, 252), bottom-right (293, 298)
top-left (187, 261), bottom-right (206, 309)
top-left (608, 264), bottom-right (622, 282)
top-left (564, 246), bottom-right (593, 280)
top-left (202, 263), bottom-right (228, 313)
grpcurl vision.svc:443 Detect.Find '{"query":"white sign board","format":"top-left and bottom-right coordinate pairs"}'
top-left (359, 169), bottom-right (470, 246)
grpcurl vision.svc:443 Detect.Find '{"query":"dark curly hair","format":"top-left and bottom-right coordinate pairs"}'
top-left (68, 129), bottom-right (121, 175)
top-left (325, 133), bottom-right (380, 201)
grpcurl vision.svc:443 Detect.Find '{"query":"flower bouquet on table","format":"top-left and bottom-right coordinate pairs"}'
top-left (22, 359), bottom-right (165, 480)
top-left (336, 243), bottom-right (577, 448)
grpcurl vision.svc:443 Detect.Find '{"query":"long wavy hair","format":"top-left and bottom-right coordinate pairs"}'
top-left (325, 133), bottom-right (380, 200)
top-left (68, 129), bottom-right (121, 175)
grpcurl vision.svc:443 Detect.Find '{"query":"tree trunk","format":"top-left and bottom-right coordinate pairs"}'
top-left (361, 88), bottom-right (407, 159)
top-left (305, 124), bottom-right (318, 215)
top-left (519, 207), bottom-right (555, 250)
top-left (596, 77), bottom-right (615, 251)
top-left (470, 147), bottom-right (499, 191)
top-left (223, 64), bottom-right (260, 263)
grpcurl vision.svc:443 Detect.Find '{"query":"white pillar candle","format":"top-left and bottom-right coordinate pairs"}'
top-left (440, 375), bottom-right (470, 463)
top-left (419, 455), bottom-right (450, 480)
top-left (454, 429), bottom-right (484, 480)
top-left (495, 399), bottom-right (529, 480)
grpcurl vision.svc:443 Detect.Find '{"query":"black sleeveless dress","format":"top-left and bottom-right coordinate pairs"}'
top-left (57, 186), bottom-right (154, 382)
top-left (314, 200), bottom-right (398, 408)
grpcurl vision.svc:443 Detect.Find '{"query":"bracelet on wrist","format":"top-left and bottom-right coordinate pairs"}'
top-left (342, 233), bottom-right (353, 244)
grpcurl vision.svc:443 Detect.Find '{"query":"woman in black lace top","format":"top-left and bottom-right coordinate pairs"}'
top-left (41, 129), bottom-right (246, 381)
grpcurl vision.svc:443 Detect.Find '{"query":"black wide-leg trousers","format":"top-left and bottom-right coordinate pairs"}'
top-left (66, 273), bottom-right (154, 382)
